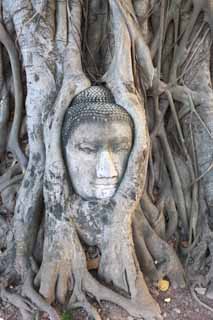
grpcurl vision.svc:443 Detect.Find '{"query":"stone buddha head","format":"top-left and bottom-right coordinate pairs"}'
top-left (62, 86), bottom-right (133, 201)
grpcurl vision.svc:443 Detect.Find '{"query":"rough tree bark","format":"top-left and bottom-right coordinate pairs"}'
top-left (0, 0), bottom-right (213, 319)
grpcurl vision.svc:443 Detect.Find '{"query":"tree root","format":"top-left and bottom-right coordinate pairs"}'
top-left (22, 272), bottom-right (61, 320)
top-left (1, 258), bottom-right (63, 320)
top-left (164, 197), bottom-right (178, 240)
top-left (133, 220), bottom-right (159, 282)
top-left (70, 271), bottom-right (162, 320)
top-left (0, 87), bottom-right (9, 158)
top-left (0, 173), bottom-right (23, 193)
top-left (141, 192), bottom-right (165, 239)
top-left (0, 271), bottom-right (61, 320)
top-left (0, 287), bottom-right (36, 319)
top-left (190, 283), bottom-right (213, 314)
top-left (0, 22), bottom-right (26, 168)
top-left (0, 161), bottom-right (22, 182)
top-left (35, 215), bottom-right (162, 320)
top-left (134, 208), bottom-right (185, 289)
top-left (70, 283), bottom-right (102, 320)
top-left (159, 127), bottom-right (189, 235)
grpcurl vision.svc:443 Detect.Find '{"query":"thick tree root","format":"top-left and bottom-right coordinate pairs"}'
top-left (36, 228), bottom-right (162, 320)
top-left (0, 287), bottom-right (36, 319)
top-left (133, 208), bottom-right (185, 289)
top-left (69, 271), bottom-right (162, 320)
top-left (70, 284), bottom-right (102, 320)
top-left (133, 221), bottom-right (159, 282)
top-left (0, 271), bottom-right (61, 320)
top-left (34, 216), bottom-right (162, 320)
top-left (23, 272), bottom-right (61, 320)
top-left (0, 23), bottom-right (26, 168)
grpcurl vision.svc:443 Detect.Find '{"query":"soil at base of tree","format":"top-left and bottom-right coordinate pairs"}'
top-left (1, 285), bottom-right (213, 320)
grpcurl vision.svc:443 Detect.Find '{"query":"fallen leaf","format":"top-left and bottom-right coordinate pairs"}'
top-left (158, 279), bottom-right (170, 292)
top-left (87, 257), bottom-right (100, 270)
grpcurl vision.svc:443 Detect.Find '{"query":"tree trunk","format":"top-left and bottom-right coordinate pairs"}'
top-left (0, 0), bottom-right (213, 319)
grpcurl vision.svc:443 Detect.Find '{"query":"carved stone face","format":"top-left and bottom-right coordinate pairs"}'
top-left (65, 120), bottom-right (133, 200)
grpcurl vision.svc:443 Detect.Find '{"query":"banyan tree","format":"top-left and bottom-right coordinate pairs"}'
top-left (0, 0), bottom-right (213, 319)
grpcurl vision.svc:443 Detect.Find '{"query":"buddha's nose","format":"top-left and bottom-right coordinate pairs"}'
top-left (96, 150), bottom-right (117, 179)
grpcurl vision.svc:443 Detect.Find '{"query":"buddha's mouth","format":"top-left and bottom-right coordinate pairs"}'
top-left (92, 182), bottom-right (118, 188)
top-left (92, 183), bottom-right (117, 200)
top-left (93, 178), bottom-right (118, 186)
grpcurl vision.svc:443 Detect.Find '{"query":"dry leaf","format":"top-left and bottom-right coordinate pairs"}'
top-left (158, 279), bottom-right (170, 292)
top-left (87, 257), bottom-right (100, 270)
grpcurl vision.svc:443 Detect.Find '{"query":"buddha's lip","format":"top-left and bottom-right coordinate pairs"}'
top-left (92, 182), bottom-right (118, 187)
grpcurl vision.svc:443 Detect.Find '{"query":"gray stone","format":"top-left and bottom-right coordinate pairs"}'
top-left (174, 308), bottom-right (181, 314)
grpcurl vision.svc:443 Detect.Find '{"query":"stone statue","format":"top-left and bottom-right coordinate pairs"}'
top-left (57, 85), bottom-right (161, 319)
top-left (16, 84), bottom-right (162, 320)
top-left (62, 86), bottom-right (134, 247)
top-left (62, 86), bottom-right (133, 201)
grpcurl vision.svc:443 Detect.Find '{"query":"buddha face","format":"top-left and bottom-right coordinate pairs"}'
top-left (65, 120), bottom-right (133, 200)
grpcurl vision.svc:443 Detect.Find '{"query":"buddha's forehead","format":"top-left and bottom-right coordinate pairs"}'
top-left (68, 120), bottom-right (133, 145)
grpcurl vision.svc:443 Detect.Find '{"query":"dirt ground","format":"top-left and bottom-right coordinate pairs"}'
top-left (1, 284), bottom-right (213, 320)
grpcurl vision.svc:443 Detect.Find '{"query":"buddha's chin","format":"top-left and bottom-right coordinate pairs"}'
top-left (94, 186), bottom-right (117, 200)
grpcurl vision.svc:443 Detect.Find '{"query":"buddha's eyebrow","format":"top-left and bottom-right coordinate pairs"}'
top-left (76, 137), bottom-right (131, 145)
top-left (111, 137), bottom-right (131, 144)
top-left (73, 135), bottom-right (132, 147)
top-left (75, 139), bottom-right (98, 146)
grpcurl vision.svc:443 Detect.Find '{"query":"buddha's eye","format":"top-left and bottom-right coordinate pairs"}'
top-left (78, 145), bottom-right (97, 154)
top-left (112, 143), bottom-right (130, 152)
